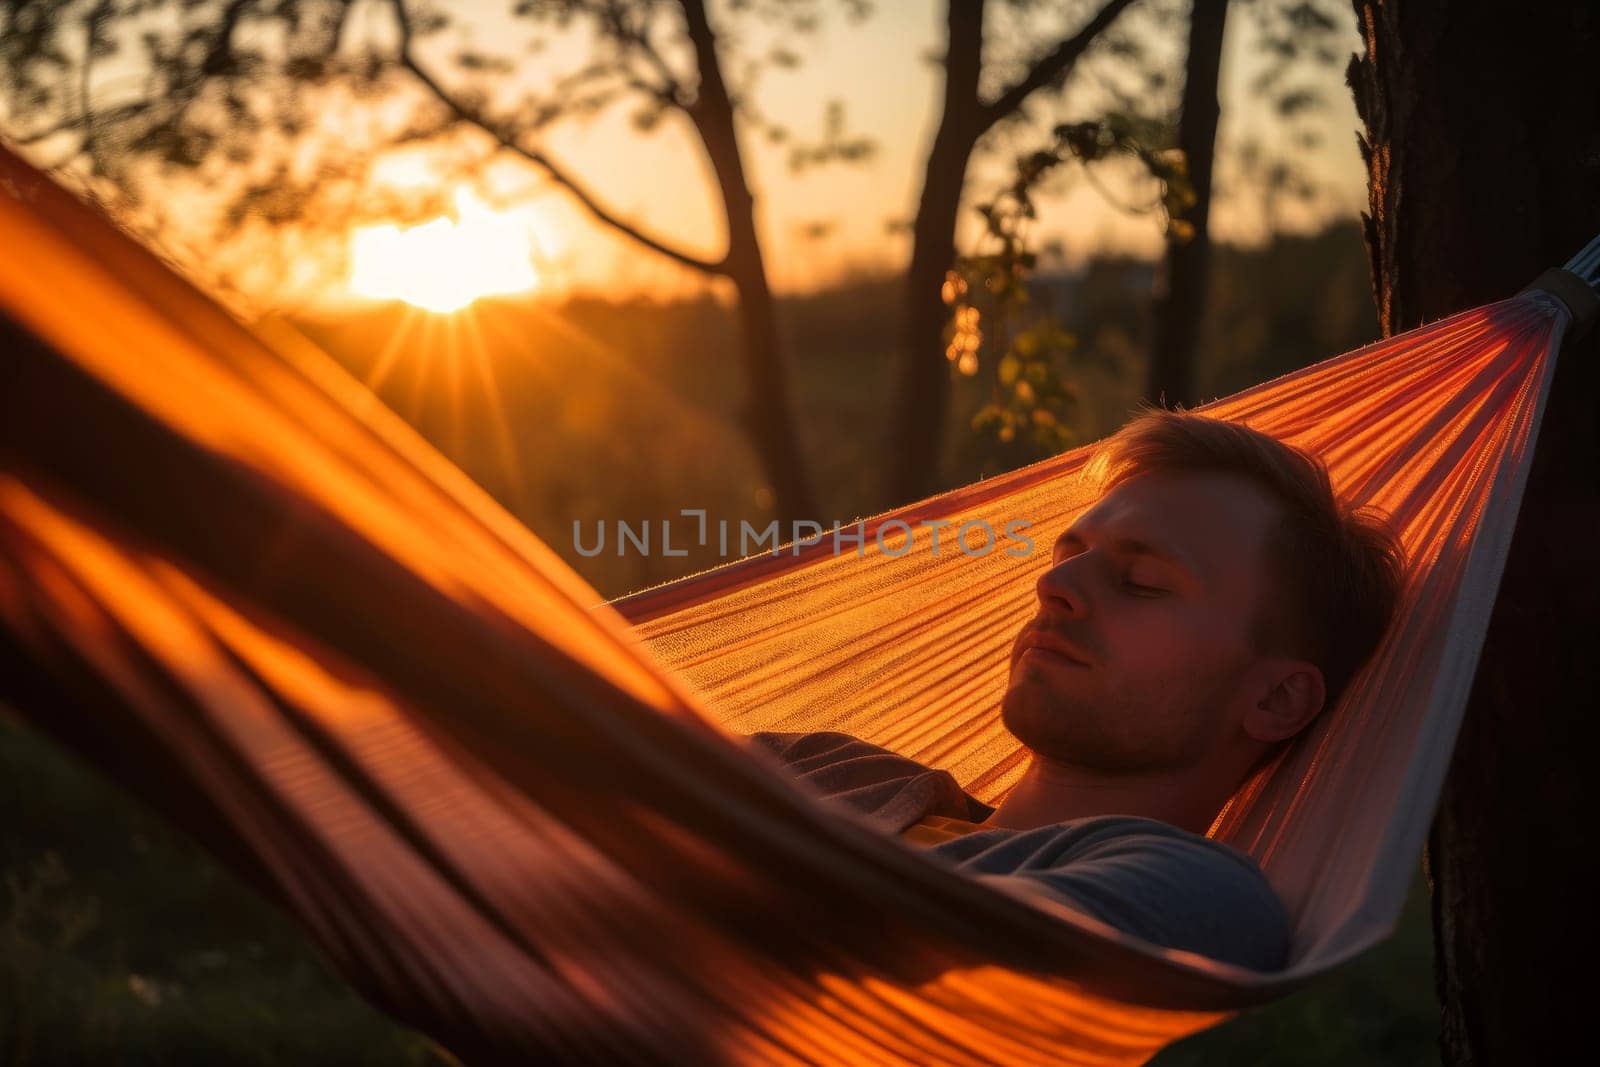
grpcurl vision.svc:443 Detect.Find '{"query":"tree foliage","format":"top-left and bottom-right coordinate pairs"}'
top-left (949, 116), bottom-right (1192, 456)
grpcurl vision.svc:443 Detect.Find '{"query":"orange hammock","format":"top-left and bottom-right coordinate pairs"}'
top-left (0, 143), bottom-right (1595, 1065)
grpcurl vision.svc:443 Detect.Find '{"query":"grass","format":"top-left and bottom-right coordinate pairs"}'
top-left (0, 715), bottom-right (448, 1066)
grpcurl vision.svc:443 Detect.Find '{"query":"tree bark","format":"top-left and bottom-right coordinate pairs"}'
top-left (1145, 0), bottom-right (1228, 408)
top-left (680, 0), bottom-right (819, 524)
top-left (1349, 3), bottom-right (1600, 1063)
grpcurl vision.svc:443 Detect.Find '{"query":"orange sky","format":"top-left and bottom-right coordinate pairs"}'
top-left (6, 0), bottom-right (1370, 307)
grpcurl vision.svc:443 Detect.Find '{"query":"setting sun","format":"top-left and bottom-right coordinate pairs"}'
top-left (348, 188), bottom-right (542, 312)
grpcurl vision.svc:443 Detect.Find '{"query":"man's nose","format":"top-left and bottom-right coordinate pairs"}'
top-left (1035, 554), bottom-right (1090, 616)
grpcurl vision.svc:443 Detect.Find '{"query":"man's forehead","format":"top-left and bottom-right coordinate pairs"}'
top-left (1070, 472), bottom-right (1280, 567)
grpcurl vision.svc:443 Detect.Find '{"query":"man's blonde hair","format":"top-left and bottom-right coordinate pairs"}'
top-left (1085, 408), bottom-right (1405, 712)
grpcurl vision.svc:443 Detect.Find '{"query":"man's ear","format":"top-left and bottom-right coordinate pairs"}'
top-left (1242, 660), bottom-right (1326, 744)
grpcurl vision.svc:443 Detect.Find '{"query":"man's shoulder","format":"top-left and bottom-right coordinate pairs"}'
top-left (944, 815), bottom-right (1292, 971)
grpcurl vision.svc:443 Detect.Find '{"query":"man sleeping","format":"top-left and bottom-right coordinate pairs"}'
top-left (748, 409), bottom-right (1404, 971)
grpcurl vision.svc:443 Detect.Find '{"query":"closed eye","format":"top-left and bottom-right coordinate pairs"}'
top-left (1121, 579), bottom-right (1167, 597)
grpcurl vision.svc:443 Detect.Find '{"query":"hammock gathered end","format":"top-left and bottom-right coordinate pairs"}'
top-left (1522, 236), bottom-right (1600, 340)
top-left (1, 143), bottom-right (1595, 1065)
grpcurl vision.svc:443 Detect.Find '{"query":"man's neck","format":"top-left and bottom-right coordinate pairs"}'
top-left (984, 755), bottom-right (1226, 836)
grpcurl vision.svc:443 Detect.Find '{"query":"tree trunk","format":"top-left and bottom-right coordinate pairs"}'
top-left (723, 243), bottom-right (820, 524)
top-left (886, 0), bottom-right (1142, 507)
top-left (887, 0), bottom-right (985, 507)
top-left (1349, 3), bottom-right (1600, 1063)
top-left (680, 0), bottom-right (819, 524)
top-left (1144, 0), bottom-right (1228, 408)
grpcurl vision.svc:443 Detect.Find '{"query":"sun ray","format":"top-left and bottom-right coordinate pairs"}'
top-left (405, 310), bottom-right (443, 429)
top-left (362, 303), bottom-right (424, 398)
top-left (483, 298), bottom-right (738, 438)
top-left (458, 306), bottom-right (533, 520)
top-left (444, 310), bottom-right (465, 460)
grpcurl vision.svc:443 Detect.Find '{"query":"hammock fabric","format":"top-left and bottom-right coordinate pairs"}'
top-left (0, 143), bottom-right (1593, 1065)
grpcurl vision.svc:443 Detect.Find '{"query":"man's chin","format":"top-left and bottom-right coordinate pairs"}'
top-left (1000, 688), bottom-right (1140, 769)
top-left (1000, 689), bottom-right (1080, 761)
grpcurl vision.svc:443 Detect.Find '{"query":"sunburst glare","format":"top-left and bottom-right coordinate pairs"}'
top-left (349, 188), bottom-right (542, 312)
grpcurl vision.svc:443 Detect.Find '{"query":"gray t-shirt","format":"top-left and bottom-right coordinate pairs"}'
top-left (747, 730), bottom-right (1290, 972)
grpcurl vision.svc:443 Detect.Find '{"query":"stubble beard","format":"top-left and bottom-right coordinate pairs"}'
top-left (1001, 658), bottom-right (1237, 774)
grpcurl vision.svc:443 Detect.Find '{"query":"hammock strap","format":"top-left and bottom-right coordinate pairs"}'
top-left (1522, 268), bottom-right (1598, 341)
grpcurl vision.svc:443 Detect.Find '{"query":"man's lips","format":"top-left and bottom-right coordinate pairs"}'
top-left (1015, 630), bottom-right (1095, 668)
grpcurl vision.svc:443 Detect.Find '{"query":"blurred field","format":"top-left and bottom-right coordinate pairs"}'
top-left (3, 222), bottom-right (1441, 1064)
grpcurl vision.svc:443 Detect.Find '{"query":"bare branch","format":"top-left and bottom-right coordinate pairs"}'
top-left (978, 0), bottom-right (1140, 135)
top-left (599, 0), bottom-right (686, 107)
top-left (5, 102), bottom-right (150, 148)
top-left (390, 0), bottom-right (724, 276)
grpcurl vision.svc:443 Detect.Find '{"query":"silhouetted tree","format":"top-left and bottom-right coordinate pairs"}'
top-left (1146, 0), bottom-right (1345, 408)
top-left (1143, 0), bottom-right (1226, 407)
top-left (1145, 0), bottom-right (1356, 409)
top-left (888, 0), bottom-right (1145, 504)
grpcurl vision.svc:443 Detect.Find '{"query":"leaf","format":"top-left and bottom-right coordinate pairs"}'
top-left (1276, 88), bottom-right (1322, 117)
